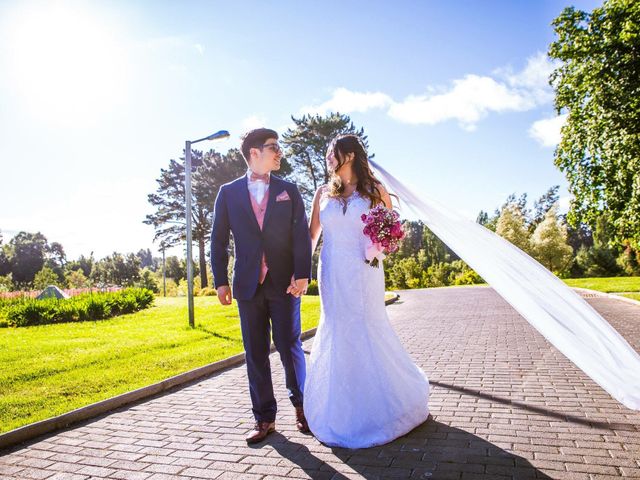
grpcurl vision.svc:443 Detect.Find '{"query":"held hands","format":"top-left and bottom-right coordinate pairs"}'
top-left (287, 276), bottom-right (308, 298)
top-left (217, 285), bottom-right (232, 305)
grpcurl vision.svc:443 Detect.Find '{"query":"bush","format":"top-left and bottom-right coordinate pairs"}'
top-left (617, 243), bottom-right (640, 276)
top-left (451, 268), bottom-right (483, 285)
top-left (1, 288), bottom-right (155, 327)
top-left (575, 244), bottom-right (621, 277)
top-left (136, 268), bottom-right (160, 293)
top-left (199, 287), bottom-right (217, 296)
top-left (306, 280), bottom-right (319, 295)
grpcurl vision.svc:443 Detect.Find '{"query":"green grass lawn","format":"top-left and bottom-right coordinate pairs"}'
top-left (0, 296), bottom-right (321, 434)
top-left (620, 293), bottom-right (640, 301)
top-left (562, 276), bottom-right (640, 293)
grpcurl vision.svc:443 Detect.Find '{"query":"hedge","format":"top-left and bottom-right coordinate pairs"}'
top-left (0, 288), bottom-right (155, 327)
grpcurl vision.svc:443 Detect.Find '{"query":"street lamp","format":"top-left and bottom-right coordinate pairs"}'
top-left (185, 129), bottom-right (230, 327)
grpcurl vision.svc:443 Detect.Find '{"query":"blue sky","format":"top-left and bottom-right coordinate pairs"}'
top-left (0, 0), bottom-right (601, 260)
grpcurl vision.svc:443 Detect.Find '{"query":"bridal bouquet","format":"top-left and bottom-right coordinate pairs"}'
top-left (361, 205), bottom-right (405, 267)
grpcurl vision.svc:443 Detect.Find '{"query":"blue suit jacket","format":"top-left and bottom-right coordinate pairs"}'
top-left (210, 174), bottom-right (312, 301)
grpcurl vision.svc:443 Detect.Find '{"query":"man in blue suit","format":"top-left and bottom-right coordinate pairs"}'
top-left (210, 128), bottom-right (312, 444)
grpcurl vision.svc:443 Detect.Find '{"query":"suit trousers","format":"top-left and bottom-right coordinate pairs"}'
top-left (236, 272), bottom-right (306, 422)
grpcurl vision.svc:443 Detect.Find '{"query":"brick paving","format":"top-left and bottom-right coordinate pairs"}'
top-left (1, 286), bottom-right (639, 480)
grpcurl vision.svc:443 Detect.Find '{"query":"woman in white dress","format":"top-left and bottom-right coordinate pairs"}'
top-left (303, 134), bottom-right (430, 448)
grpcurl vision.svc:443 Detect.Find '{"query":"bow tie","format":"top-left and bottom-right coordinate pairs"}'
top-left (250, 172), bottom-right (270, 183)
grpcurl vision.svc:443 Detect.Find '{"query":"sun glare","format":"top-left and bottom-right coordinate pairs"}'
top-left (6, 3), bottom-right (128, 126)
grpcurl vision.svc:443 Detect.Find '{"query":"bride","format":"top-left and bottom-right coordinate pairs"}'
top-left (302, 133), bottom-right (640, 449)
top-left (303, 134), bottom-right (430, 448)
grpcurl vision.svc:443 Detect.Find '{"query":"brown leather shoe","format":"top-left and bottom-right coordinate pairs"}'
top-left (295, 406), bottom-right (310, 433)
top-left (246, 421), bottom-right (275, 444)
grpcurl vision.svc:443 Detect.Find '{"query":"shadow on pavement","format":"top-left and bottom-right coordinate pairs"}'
top-left (430, 380), bottom-right (635, 430)
top-left (264, 418), bottom-right (553, 479)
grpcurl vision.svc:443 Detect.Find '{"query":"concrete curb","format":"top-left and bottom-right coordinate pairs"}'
top-left (573, 286), bottom-right (640, 308)
top-left (0, 294), bottom-right (400, 450)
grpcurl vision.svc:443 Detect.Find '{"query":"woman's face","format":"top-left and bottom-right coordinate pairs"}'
top-left (326, 146), bottom-right (339, 172)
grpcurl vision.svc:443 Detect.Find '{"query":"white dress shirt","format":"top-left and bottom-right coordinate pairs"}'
top-left (247, 168), bottom-right (270, 204)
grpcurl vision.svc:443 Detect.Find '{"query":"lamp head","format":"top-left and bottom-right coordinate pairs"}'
top-left (206, 130), bottom-right (230, 141)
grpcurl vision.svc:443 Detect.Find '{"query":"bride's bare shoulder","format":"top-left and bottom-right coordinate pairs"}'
top-left (375, 182), bottom-right (393, 208)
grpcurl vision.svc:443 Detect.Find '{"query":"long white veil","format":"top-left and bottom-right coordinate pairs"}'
top-left (369, 158), bottom-right (640, 410)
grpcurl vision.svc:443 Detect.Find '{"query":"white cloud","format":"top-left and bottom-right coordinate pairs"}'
top-left (300, 52), bottom-right (557, 131)
top-left (529, 114), bottom-right (567, 147)
top-left (499, 51), bottom-right (557, 104)
top-left (194, 43), bottom-right (204, 55)
top-left (300, 87), bottom-right (392, 116)
top-left (388, 74), bottom-right (535, 129)
top-left (241, 114), bottom-right (267, 130)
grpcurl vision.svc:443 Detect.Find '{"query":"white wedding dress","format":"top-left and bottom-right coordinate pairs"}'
top-left (304, 190), bottom-right (430, 449)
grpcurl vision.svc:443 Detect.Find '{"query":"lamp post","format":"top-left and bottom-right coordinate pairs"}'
top-left (159, 241), bottom-right (167, 298)
top-left (185, 130), bottom-right (230, 327)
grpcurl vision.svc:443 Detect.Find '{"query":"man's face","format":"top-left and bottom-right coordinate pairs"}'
top-left (251, 138), bottom-right (282, 172)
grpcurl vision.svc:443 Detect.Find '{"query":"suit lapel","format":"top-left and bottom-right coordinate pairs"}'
top-left (237, 175), bottom-right (261, 232)
top-left (262, 175), bottom-right (281, 230)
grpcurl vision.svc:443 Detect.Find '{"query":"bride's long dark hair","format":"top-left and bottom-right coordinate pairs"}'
top-left (327, 134), bottom-right (384, 208)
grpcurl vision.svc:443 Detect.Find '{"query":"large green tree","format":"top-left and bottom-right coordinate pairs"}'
top-left (145, 148), bottom-right (246, 287)
top-left (282, 113), bottom-right (369, 207)
top-left (549, 0), bottom-right (640, 248)
top-left (7, 232), bottom-right (49, 287)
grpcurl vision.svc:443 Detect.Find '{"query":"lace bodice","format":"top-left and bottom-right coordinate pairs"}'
top-left (319, 190), bottom-right (370, 255)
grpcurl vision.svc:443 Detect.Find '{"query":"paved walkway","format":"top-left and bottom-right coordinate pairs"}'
top-left (1, 287), bottom-right (639, 480)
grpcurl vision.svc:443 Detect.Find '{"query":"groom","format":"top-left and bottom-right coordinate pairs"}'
top-left (210, 128), bottom-right (312, 444)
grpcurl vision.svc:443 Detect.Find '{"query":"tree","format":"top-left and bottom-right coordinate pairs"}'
top-left (145, 148), bottom-right (246, 287)
top-left (33, 266), bottom-right (62, 290)
top-left (0, 230), bottom-right (10, 276)
top-left (476, 210), bottom-right (490, 226)
top-left (282, 113), bottom-right (369, 207)
top-left (0, 273), bottom-right (12, 292)
top-left (165, 255), bottom-right (187, 283)
top-left (396, 221), bottom-right (425, 258)
top-left (564, 219), bottom-right (594, 253)
top-left (136, 267), bottom-right (160, 293)
top-left (45, 241), bottom-right (66, 283)
top-left (421, 228), bottom-right (452, 266)
top-left (136, 249), bottom-right (154, 270)
top-left (65, 269), bottom-right (89, 289)
top-left (8, 232), bottom-right (48, 287)
top-left (574, 215), bottom-right (622, 276)
top-left (529, 206), bottom-right (574, 274)
top-left (496, 206), bottom-right (530, 252)
top-left (549, 0), bottom-right (640, 248)
top-left (91, 253), bottom-right (141, 287)
top-left (66, 253), bottom-right (94, 278)
top-left (531, 186), bottom-right (560, 230)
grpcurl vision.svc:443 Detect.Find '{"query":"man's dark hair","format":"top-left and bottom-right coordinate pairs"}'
top-left (240, 128), bottom-right (279, 163)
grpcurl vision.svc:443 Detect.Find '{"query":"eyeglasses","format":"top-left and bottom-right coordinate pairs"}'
top-left (259, 143), bottom-right (282, 153)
